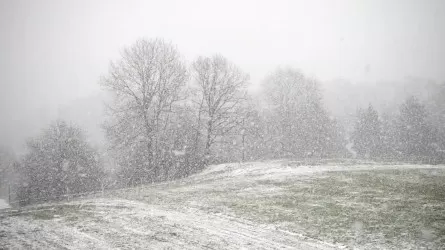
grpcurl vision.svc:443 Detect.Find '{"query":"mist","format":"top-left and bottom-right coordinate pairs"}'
top-left (2, 1), bottom-right (445, 249)
top-left (1, 0), bottom-right (444, 153)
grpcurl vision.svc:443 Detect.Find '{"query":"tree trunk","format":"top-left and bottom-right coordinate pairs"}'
top-left (204, 120), bottom-right (213, 160)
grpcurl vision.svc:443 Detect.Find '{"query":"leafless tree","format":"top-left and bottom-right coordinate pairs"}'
top-left (100, 38), bottom-right (188, 183)
top-left (191, 55), bottom-right (249, 160)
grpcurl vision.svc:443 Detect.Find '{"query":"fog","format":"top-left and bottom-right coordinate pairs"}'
top-left (1, 0), bottom-right (445, 153)
top-left (2, 2), bottom-right (445, 249)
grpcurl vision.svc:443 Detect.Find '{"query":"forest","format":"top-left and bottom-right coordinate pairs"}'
top-left (1, 38), bottom-right (444, 206)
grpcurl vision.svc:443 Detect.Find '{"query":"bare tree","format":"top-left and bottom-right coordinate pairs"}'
top-left (191, 55), bottom-right (249, 160)
top-left (100, 38), bottom-right (188, 183)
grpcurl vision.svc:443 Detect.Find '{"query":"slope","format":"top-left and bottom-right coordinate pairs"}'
top-left (1, 161), bottom-right (444, 249)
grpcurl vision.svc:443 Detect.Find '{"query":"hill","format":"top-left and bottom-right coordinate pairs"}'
top-left (1, 161), bottom-right (444, 249)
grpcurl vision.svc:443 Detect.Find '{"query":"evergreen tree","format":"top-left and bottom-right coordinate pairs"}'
top-left (395, 97), bottom-right (437, 162)
top-left (379, 112), bottom-right (399, 160)
top-left (352, 104), bottom-right (382, 159)
top-left (263, 68), bottom-right (339, 158)
top-left (18, 120), bottom-right (104, 205)
top-left (426, 83), bottom-right (445, 161)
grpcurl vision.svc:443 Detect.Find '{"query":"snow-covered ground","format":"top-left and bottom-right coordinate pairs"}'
top-left (1, 161), bottom-right (444, 249)
top-left (0, 199), bottom-right (10, 209)
top-left (0, 198), bottom-right (336, 249)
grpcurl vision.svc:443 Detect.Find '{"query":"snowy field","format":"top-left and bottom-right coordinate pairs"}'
top-left (0, 199), bottom-right (9, 210)
top-left (1, 161), bottom-right (444, 249)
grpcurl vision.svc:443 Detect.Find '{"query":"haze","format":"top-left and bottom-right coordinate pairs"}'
top-left (1, 0), bottom-right (444, 152)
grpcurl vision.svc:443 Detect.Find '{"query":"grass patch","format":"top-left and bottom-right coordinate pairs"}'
top-left (218, 168), bottom-right (445, 249)
top-left (28, 204), bottom-right (95, 221)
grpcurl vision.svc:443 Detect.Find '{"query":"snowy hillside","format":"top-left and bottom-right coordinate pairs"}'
top-left (1, 161), bottom-right (444, 249)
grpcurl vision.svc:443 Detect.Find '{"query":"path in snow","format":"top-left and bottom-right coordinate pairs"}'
top-left (1, 161), bottom-right (443, 249)
top-left (0, 198), bottom-right (336, 250)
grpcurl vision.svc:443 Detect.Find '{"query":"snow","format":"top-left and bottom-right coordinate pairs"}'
top-left (0, 198), bottom-right (336, 249)
top-left (196, 161), bottom-right (442, 183)
top-left (1, 161), bottom-right (443, 249)
top-left (172, 149), bottom-right (186, 156)
top-left (0, 199), bottom-right (10, 209)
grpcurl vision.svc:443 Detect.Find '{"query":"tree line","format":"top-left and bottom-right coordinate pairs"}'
top-left (2, 38), bottom-right (444, 205)
top-left (352, 97), bottom-right (445, 163)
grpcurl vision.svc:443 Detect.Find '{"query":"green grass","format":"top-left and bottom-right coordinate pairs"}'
top-left (26, 204), bottom-right (96, 221)
top-left (215, 168), bottom-right (445, 249)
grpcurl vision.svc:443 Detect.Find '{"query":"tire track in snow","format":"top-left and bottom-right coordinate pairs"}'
top-left (1, 198), bottom-right (338, 249)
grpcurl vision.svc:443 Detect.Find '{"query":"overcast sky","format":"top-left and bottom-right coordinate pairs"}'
top-left (1, 0), bottom-right (444, 152)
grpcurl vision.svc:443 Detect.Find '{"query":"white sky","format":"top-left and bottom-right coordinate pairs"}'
top-left (1, 0), bottom-right (444, 151)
